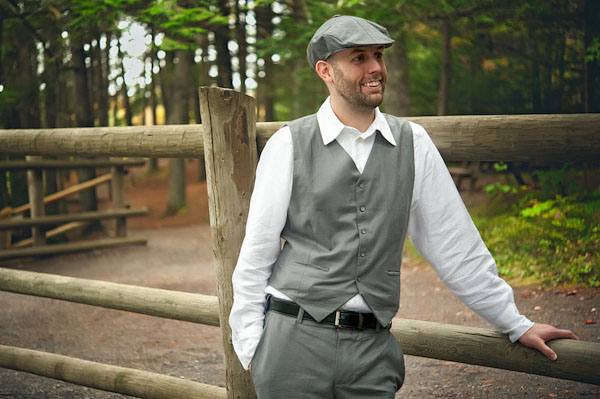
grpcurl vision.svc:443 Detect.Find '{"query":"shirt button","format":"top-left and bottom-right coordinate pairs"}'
top-left (359, 206), bottom-right (366, 212)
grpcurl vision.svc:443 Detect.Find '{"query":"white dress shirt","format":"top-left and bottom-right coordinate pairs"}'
top-left (229, 98), bottom-right (534, 370)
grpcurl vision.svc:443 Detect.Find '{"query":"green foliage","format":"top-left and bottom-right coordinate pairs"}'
top-left (67, 0), bottom-right (138, 31)
top-left (484, 182), bottom-right (517, 195)
top-left (585, 37), bottom-right (600, 62)
top-left (474, 168), bottom-right (600, 287)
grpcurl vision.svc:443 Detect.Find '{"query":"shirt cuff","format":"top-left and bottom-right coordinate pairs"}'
top-left (507, 318), bottom-right (535, 343)
top-left (231, 326), bottom-right (264, 370)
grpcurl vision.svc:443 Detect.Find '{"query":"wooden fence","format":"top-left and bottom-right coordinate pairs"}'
top-left (0, 87), bottom-right (599, 399)
top-left (0, 157), bottom-right (149, 259)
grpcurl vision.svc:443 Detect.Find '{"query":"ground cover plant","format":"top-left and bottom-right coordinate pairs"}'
top-left (472, 163), bottom-right (599, 287)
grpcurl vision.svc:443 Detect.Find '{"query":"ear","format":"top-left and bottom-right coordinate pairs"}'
top-left (315, 60), bottom-right (335, 84)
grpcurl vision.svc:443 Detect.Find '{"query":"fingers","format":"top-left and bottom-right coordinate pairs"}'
top-left (533, 339), bottom-right (558, 361)
top-left (518, 323), bottom-right (579, 361)
top-left (537, 325), bottom-right (579, 342)
top-left (548, 328), bottom-right (579, 341)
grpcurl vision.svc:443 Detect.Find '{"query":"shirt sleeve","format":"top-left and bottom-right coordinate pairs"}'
top-left (228, 126), bottom-right (293, 369)
top-left (406, 122), bottom-right (533, 342)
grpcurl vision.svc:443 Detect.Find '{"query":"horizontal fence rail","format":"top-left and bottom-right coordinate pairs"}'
top-left (1, 114), bottom-right (599, 161)
top-left (0, 237), bottom-right (147, 260)
top-left (0, 267), bottom-right (219, 326)
top-left (1, 267), bottom-right (598, 386)
top-left (0, 207), bottom-right (150, 230)
top-left (390, 319), bottom-right (599, 385)
top-left (0, 158), bottom-right (146, 170)
top-left (0, 344), bottom-right (226, 399)
top-left (10, 173), bottom-right (113, 215)
top-left (0, 125), bottom-right (206, 158)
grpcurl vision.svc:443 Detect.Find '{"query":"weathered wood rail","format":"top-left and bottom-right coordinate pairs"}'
top-left (1, 87), bottom-right (598, 399)
top-left (1, 114), bottom-right (599, 162)
top-left (0, 345), bottom-right (226, 399)
top-left (1, 267), bottom-right (598, 386)
top-left (0, 207), bottom-right (150, 230)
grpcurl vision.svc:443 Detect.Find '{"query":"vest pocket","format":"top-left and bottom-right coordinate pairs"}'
top-left (385, 270), bottom-right (400, 276)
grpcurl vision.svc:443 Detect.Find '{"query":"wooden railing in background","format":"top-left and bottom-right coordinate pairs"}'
top-left (0, 158), bottom-right (149, 258)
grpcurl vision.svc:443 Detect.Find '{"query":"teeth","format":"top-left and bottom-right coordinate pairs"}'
top-left (363, 81), bottom-right (380, 87)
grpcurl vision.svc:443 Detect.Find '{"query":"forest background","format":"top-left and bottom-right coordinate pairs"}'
top-left (1, 0), bottom-right (599, 287)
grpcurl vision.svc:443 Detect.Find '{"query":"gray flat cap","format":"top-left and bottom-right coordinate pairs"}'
top-left (307, 15), bottom-right (394, 69)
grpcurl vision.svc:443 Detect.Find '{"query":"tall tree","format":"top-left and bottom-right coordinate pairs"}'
top-left (215, 0), bottom-right (234, 88)
top-left (117, 32), bottom-right (133, 126)
top-left (437, 15), bottom-right (451, 115)
top-left (69, 31), bottom-right (99, 215)
top-left (165, 50), bottom-right (192, 214)
top-left (255, 2), bottom-right (275, 121)
top-left (383, 32), bottom-right (411, 116)
top-left (236, 0), bottom-right (248, 93)
top-left (584, 0), bottom-right (600, 112)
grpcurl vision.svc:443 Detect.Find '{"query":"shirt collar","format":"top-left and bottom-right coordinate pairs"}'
top-left (316, 97), bottom-right (397, 146)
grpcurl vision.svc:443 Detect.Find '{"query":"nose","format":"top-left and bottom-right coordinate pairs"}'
top-left (365, 55), bottom-right (384, 75)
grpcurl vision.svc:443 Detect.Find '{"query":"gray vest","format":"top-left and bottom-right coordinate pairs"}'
top-left (269, 114), bottom-right (415, 326)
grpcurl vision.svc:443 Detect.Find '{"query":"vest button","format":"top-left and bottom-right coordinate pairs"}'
top-left (359, 206), bottom-right (366, 212)
top-left (358, 183), bottom-right (365, 190)
top-left (360, 229), bottom-right (367, 234)
top-left (360, 252), bottom-right (366, 257)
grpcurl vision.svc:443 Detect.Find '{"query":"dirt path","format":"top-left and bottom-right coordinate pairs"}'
top-left (0, 224), bottom-right (598, 398)
top-left (1, 162), bottom-right (598, 398)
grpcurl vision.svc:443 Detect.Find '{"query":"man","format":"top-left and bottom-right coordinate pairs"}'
top-left (229, 15), bottom-right (577, 398)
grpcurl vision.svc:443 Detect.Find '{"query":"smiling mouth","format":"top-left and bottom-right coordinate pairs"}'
top-left (362, 80), bottom-right (381, 88)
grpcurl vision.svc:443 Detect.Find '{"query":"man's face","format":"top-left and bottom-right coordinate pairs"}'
top-left (328, 46), bottom-right (387, 111)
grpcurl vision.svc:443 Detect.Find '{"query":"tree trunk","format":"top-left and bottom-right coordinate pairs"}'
top-left (290, 0), bottom-right (309, 118)
top-left (0, 16), bottom-right (40, 209)
top-left (159, 51), bottom-right (175, 121)
top-left (98, 32), bottom-right (110, 126)
top-left (70, 35), bottom-right (94, 127)
top-left (235, 0), bottom-right (247, 93)
top-left (383, 31), bottom-right (411, 116)
top-left (117, 33), bottom-right (133, 126)
top-left (584, 0), bottom-right (600, 112)
top-left (215, 0), bottom-right (233, 88)
top-left (70, 33), bottom-right (98, 216)
top-left (148, 30), bottom-right (160, 172)
top-left (255, 3), bottom-right (275, 121)
top-left (165, 50), bottom-right (192, 214)
top-left (437, 16), bottom-right (451, 116)
top-left (199, 32), bottom-right (212, 90)
top-left (190, 61), bottom-right (206, 182)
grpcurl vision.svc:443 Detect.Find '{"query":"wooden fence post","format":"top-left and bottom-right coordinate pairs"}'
top-left (0, 207), bottom-right (11, 249)
top-left (199, 87), bottom-right (257, 399)
top-left (111, 161), bottom-right (126, 237)
top-left (25, 155), bottom-right (46, 246)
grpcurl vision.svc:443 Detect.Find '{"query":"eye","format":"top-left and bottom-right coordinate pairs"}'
top-left (375, 52), bottom-right (383, 59)
top-left (353, 55), bottom-right (364, 62)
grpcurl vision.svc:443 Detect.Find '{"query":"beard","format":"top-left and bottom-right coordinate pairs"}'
top-left (331, 63), bottom-right (386, 111)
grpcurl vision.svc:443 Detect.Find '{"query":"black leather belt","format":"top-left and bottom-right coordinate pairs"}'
top-left (267, 296), bottom-right (386, 330)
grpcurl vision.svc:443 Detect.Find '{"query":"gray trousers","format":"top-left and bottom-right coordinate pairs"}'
top-left (251, 309), bottom-right (405, 398)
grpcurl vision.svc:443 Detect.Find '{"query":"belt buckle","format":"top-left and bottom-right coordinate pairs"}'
top-left (334, 311), bottom-right (363, 330)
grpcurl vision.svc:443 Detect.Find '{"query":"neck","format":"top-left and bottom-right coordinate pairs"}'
top-left (330, 97), bottom-right (376, 133)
